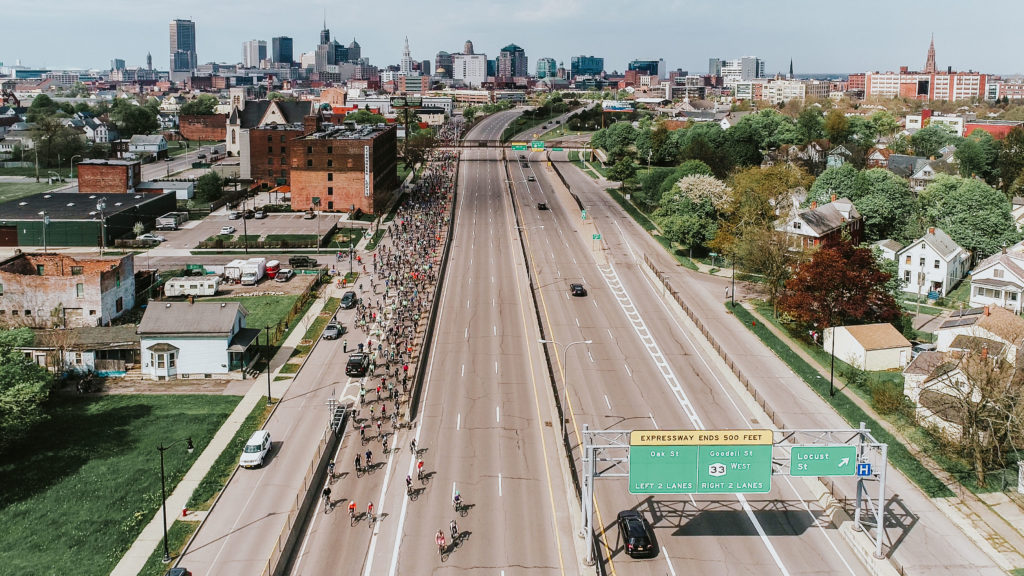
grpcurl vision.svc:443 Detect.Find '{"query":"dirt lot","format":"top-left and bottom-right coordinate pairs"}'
top-left (55, 376), bottom-right (249, 396)
top-left (211, 271), bottom-right (317, 297)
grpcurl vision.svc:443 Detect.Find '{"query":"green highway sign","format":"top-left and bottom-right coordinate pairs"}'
top-left (629, 430), bottom-right (773, 494)
top-left (593, 234), bottom-right (601, 240)
top-left (552, 147), bottom-right (563, 151)
top-left (531, 140), bottom-right (545, 149)
top-left (790, 445), bottom-right (857, 477)
top-left (581, 209), bottom-right (587, 220)
top-left (511, 145), bottom-right (527, 150)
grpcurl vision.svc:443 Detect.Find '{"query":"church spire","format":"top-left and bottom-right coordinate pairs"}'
top-left (924, 33), bottom-right (937, 73)
top-left (788, 58), bottom-right (793, 79)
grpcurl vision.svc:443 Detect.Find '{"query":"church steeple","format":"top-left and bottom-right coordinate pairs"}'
top-left (788, 58), bottom-right (793, 80)
top-left (924, 34), bottom-right (937, 73)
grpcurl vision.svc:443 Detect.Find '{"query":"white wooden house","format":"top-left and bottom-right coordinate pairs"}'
top-left (969, 240), bottom-right (1024, 313)
top-left (896, 227), bottom-right (969, 298)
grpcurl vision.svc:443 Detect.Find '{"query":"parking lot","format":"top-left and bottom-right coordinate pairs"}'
top-left (154, 211), bottom-right (345, 250)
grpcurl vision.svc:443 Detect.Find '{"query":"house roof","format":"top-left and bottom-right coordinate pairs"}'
top-left (974, 241), bottom-right (1024, 282)
top-left (32, 324), bottom-right (140, 350)
top-left (129, 135), bottom-right (165, 145)
top-left (0, 191), bottom-right (172, 221)
top-left (232, 100), bottom-right (313, 129)
top-left (887, 154), bottom-right (929, 178)
top-left (903, 350), bottom-right (946, 375)
top-left (949, 334), bottom-right (1006, 357)
top-left (795, 198), bottom-right (860, 235)
top-left (906, 228), bottom-right (965, 260)
top-left (867, 147), bottom-right (892, 160)
top-left (138, 301), bottom-right (247, 336)
top-left (842, 323), bottom-right (911, 351)
top-left (874, 239), bottom-right (904, 253)
top-left (976, 306), bottom-right (1024, 343)
top-left (227, 327), bottom-right (261, 352)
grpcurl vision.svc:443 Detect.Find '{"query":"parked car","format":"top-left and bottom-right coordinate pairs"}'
top-left (220, 226), bottom-right (236, 235)
top-left (239, 430), bottom-right (272, 469)
top-left (570, 283), bottom-right (587, 297)
top-left (912, 342), bottom-right (937, 358)
top-left (288, 255), bottom-right (318, 268)
top-left (323, 322), bottom-right (342, 340)
top-left (243, 209), bottom-right (255, 219)
top-left (274, 268), bottom-right (295, 282)
top-left (227, 211), bottom-right (241, 220)
top-left (196, 153), bottom-right (207, 160)
top-left (254, 210), bottom-right (267, 219)
top-left (616, 510), bottom-right (655, 558)
top-left (303, 210), bottom-right (317, 219)
top-left (136, 233), bottom-right (166, 242)
top-left (165, 569), bottom-right (192, 576)
top-left (340, 291), bottom-right (358, 309)
top-left (346, 352), bottom-right (370, 377)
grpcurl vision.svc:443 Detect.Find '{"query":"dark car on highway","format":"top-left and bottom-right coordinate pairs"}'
top-left (340, 291), bottom-right (357, 309)
top-left (537, 202), bottom-right (548, 210)
top-left (617, 510), bottom-right (655, 558)
top-left (346, 352), bottom-right (370, 377)
top-left (570, 283), bottom-right (587, 297)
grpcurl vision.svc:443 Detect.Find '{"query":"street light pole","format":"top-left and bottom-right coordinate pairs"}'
top-left (264, 326), bottom-right (273, 406)
top-left (39, 211), bottom-right (48, 253)
top-left (96, 197), bottom-right (106, 255)
top-left (158, 437), bottom-right (194, 563)
top-left (538, 338), bottom-right (592, 439)
top-left (69, 154), bottom-right (81, 180)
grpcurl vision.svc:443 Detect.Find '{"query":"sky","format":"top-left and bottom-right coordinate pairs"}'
top-left (5, 0), bottom-right (1024, 76)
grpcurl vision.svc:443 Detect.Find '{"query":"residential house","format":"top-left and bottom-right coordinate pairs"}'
top-left (0, 253), bottom-right (135, 328)
top-left (128, 135), bottom-right (168, 159)
top-left (777, 197), bottom-right (863, 250)
top-left (826, 145), bottom-right (852, 168)
top-left (21, 324), bottom-right (140, 375)
top-left (1011, 197), bottom-right (1024, 232)
top-left (888, 152), bottom-right (957, 191)
top-left (137, 300), bottom-right (261, 380)
top-left (762, 141), bottom-right (829, 171)
top-left (934, 305), bottom-right (1024, 362)
top-left (969, 241), bottom-right (1024, 313)
top-left (902, 351), bottom-right (966, 438)
top-left (896, 227), bottom-right (970, 297)
top-left (873, 239), bottom-right (904, 261)
top-left (865, 147), bottom-right (892, 168)
top-left (823, 323), bottom-right (912, 370)
top-left (82, 118), bottom-right (115, 144)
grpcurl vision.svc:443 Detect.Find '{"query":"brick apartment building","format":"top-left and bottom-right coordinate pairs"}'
top-left (0, 252), bottom-right (135, 328)
top-left (288, 122), bottom-right (398, 214)
top-left (178, 114), bottom-right (228, 141)
top-left (77, 160), bottom-right (142, 194)
top-left (241, 115), bottom-right (319, 188)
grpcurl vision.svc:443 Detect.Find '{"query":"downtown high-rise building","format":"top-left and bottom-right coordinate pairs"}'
top-left (242, 40), bottom-right (267, 68)
top-left (435, 51), bottom-right (453, 78)
top-left (169, 18), bottom-right (197, 82)
top-left (709, 56), bottom-right (765, 85)
top-left (536, 57), bottom-right (557, 79)
top-left (570, 55), bottom-right (603, 79)
top-left (272, 36), bottom-right (293, 65)
top-left (497, 44), bottom-right (527, 78)
top-left (399, 37), bottom-right (415, 76)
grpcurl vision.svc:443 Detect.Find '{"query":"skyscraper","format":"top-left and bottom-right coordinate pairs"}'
top-left (536, 57), bottom-right (557, 79)
top-left (111, 58), bottom-right (126, 71)
top-left (420, 60), bottom-right (431, 77)
top-left (399, 37), bottom-right (415, 76)
top-left (628, 58), bottom-right (665, 78)
top-left (347, 39), bottom-right (361, 63)
top-left (570, 55), bottom-right (604, 79)
top-left (242, 40), bottom-right (267, 68)
top-left (435, 51), bottom-right (453, 78)
top-left (463, 40), bottom-right (474, 55)
top-left (272, 36), bottom-right (293, 65)
top-left (497, 44), bottom-right (527, 78)
top-left (320, 20), bottom-right (330, 46)
top-left (924, 34), bottom-right (937, 74)
top-left (146, 52), bottom-right (152, 70)
top-left (169, 18), bottom-right (197, 82)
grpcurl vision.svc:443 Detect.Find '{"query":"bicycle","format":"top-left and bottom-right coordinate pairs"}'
top-left (322, 492), bottom-right (332, 513)
top-left (349, 504), bottom-right (358, 526)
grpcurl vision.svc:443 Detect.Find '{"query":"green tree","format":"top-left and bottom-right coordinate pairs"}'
top-left (26, 94), bottom-right (64, 122)
top-left (997, 127), bottom-right (1024, 195)
top-left (462, 106), bottom-right (478, 124)
top-left (852, 169), bottom-right (920, 243)
top-left (109, 101), bottom-right (158, 138)
top-left (346, 108), bottom-right (386, 125)
top-left (796, 107), bottom-right (824, 144)
top-left (676, 123), bottom-right (731, 177)
top-left (592, 121), bottom-right (637, 162)
top-left (808, 164), bottom-right (859, 205)
top-left (713, 164), bottom-right (812, 255)
top-left (925, 175), bottom-right (1020, 256)
top-left (0, 337), bottom-right (52, 454)
top-left (911, 124), bottom-right (957, 158)
top-left (403, 130), bottom-right (437, 169)
top-left (31, 116), bottom-right (87, 169)
top-left (869, 110), bottom-right (900, 141)
top-left (607, 156), bottom-right (638, 182)
top-left (823, 109), bottom-right (850, 144)
top-left (956, 129), bottom-right (999, 184)
top-left (179, 94), bottom-right (219, 115)
top-left (195, 172), bottom-right (225, 203)
top-left (846, 116), bottom-right (876, 147)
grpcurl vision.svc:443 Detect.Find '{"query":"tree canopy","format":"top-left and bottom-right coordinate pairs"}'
top-left (345, 109), bottom-right (386, 125)
top-left (179, 94), bottom-right (219, 116)
top-left (0, 336), bottom-right (52, 454)
top-left (921, 175), bottom-right (1020, 256)
top-left (911, 124), bottom-right (957, 158)
top-left (109, 100), bottom-right (158, 138)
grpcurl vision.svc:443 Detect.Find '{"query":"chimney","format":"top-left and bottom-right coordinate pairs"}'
top-left (1003, 245), bottom-right (1008, 254)
top-left (981, 345), bottom-right (988, 359)
top-left (984, 305), bottom-right (990, 316)
top-left (303, 114), bottom-right (319, 135)
top-left (928, 227), bottom-right (935, 235)
top-left (830, 194), bottom-right (836, 202)
top-left (811, 201), bottom-right (817, 209)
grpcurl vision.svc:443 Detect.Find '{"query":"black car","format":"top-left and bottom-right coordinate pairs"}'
top-left (340, 291), bottom-right (357, 309)
top-left (243, 209), bottom-right (255, 219)
top-left (537, 202), bottom-right (548, 210)
top-left (616, 510), bottom-right (655, 558)
top-left (570, 283), bottom-right (587, 297)
top-left (165, 569), bottom-right (193, 576)
top-left (346, 353), bottom-right (370, 377)
top-left (289, 255), bottom-right (318, 268)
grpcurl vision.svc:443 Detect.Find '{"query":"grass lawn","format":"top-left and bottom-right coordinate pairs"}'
top-left (0, 181), bottom-right (64, 204)
top-left (364, 229), bottom-right (386, 251)
top-left (944, 277), bottom-right (972, 307)
top-left (0, 394), bottom-right (240, 576)
top-left (206, 294), bottom-right (298, 331)
top-left (187, 400), bottom-right (271, 510)
top-left (0, 166), bottom-right (46, 177)
top-left (294, 297), bottom-right (341, 356)
top-left (326, 228), bottom-right (361, 249)
top-left (264, 234), bottom-right (317, 243)
top-left (138, 520), bottom-right (199, 576)
top-left (167, 140), bottom-right (222, 158)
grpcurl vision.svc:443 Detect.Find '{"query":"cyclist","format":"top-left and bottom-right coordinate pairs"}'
top-left (367, 501), bottom-right (374, 518)
top-left (417, 458), bottom-right (425, 481)
top-left (406, 474), bottom-right (413, 493)
top-left (348, 500), bottom-right (357, 519)
top-left (360, 424), bottom-right (366, 441)
top-left (365, 449), bottom-right (373, 467)
top-left (322, 486), bottom-right (332, 508)
top-left (355, 454), bottom-right (361, 471)
top-left (410, 438), bottom-right (417, 454)
top-left (382, 436), bottom-right (389, 453)
top-left (450, 518), bottom-right (459, 541)
top-left (327, 459), bottom-right (335, 478)
top-left (436, 530), bottom-right (446, 554)
top-left (453, 490), bottom-right (462, 511)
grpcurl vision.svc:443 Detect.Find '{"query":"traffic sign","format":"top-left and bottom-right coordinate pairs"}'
top-left (790, 445), bottom-right (857, 476)
top-left (592, 234), bottom-right (601, 240)
top-left (581, 209), bottom-right (587, 220)
top-left (531, 140), bottom-right (545, 149)
top-left (857, 463), bottom-right (873, 477)
top-left (511, 145), bottom-right (527, 151)
top-left (552, 147), bottom-right (563, 151)
top-left (629, 430), bottom-right (773, 494)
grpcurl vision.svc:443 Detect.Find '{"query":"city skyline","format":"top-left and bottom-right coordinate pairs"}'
top-left (5, 0), bottom-right (1024, 75)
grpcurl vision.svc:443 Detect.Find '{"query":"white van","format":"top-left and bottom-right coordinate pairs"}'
top-left (239, 430), bottom-right (272, 468)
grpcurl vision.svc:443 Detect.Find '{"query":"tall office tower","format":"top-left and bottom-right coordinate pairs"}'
top-left (399, 37), bottom-right (415, 75)
top-left (146, 52), bottom-right (152, 70)
top-left (570, 55), bottom-right (604, 79)
top-left (628, 58), bottom-right (665, 79)
top-left (333, 42), bottom-right (349, 65)
top-left (709, 58), bottom-right (722, 76)
top-left (111, 58), bottom-right (126, 71)
top-left (536, 57), bottom-right (557, 79)
top-left (497, 44), bottom-right (527, 78)
top-left (420, 59), bottom-right (431, 77)
top-left (347, 39), bottom-right (361, 62)
top-left (242, 40), bottom-right (267, 68)
top-left (169, 18), bottom-right (197, 82)
top-left (463, 40), bottom-right (474, 55)
top-left (924, 34), bottom-right (937, 74)
top-left (320, 19), bottom-right (330, 45)
top-left (435, 51), bottom-right (453, 78)
top-left (740, 56), bottom-right (765, 80)
top-left (272, 36), bottom-right (293, 64)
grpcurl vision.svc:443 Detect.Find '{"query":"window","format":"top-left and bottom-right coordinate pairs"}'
top-left (905, 255), bottom-right (911, 264)
top-left (267, 157), bottom-right (274, 165)
top-left (24, 309), bottom-right (31, 316)
top-left (919, 257), bottom-right (925, 267)
top-left (268, 146), bottom-right (274, 153)
top-left (904, 270), bottom-right (911, 282)
top-left (280, 135), bottom-right (286, 143)
top-left (74, 352), bottom-right (82, 365)
top-left (157, 354), bottom-right (165, 368)
top-left (76, 283), bottom-right (84, 298)
top-left (71, 266), bottom-right (83, 275)
top-left (267, 169), bottom-right (274, 177)
top-left (327, 146), bottom-right (333, 154)
top-left (116, 277), bottom-right (120, 288)
top-left (11, 310), bottom-right (17, 316)
top-left (116, 297), bottom-right (123, 313)
top-left (307, 146), bottom-right (312, 154)
top-left (0, 283), bottom-right (3, 295)
top-left (1012, 293), bottom-right (1019, 302)
top-left (36, 265), bottom-right (44, 275)
top-left (169, 352), bottom-right (176, 368)
top-left (327, 187), bottom-right (333, 196)
top-left (995, 269), bottom-right (1005, 279)
top-left (306, 159), bottom-right (313, 167)
top-left (280, 147), bottom-right (286, 154)
top-left (89, 310), bottom-right (95, 315)
top-left (327, 159), bottom-right (333, 167)
top-left (792, 222), bottom-right (801, 230)
top-left (328, 201), bottom-right (334, 209)
top-left (934, 259), bottom-right (940, 269)
top-left (327, 173), bottom-right (333, 181)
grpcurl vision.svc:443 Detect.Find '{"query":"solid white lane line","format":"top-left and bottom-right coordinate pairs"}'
top-left (495, 361), bottom-right (498, 374)
top-left (649, 412), bottom-right (659, 429)
top-left (466, 299), bottom-right (470, 309)
top-left (496, 405), bottom-right (500, 422)
top-left (465, 328), bottom-right (468, 339)
top-left (625, 363), bottom-right (632, 376)
top-left (575, 317), bottom-right (580, 328)
top-left (663, 549), bottom-right (678, 576)
top-left (461, 364), bottom-right (465, 377)
top-left (457, 413), bottom-right (461, 430)
top-left (604, 395), bottom-right (612, 410)
top-left (607, 328), bottom-right (614, 339)
top-left (492, 297), bottom-right (495, 308)
top-left (493, 325), bottom-right (497, 336)
top-left (499, 474), bottom-right (503, 497)
top-left (588, 350), bottom-right (594, 363)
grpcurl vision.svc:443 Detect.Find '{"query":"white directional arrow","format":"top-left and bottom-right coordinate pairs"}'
top-left (838, 457), bottom-right (850, 468)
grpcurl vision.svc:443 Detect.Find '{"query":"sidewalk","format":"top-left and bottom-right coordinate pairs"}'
top-left (110, 289), bottom-right (331, 576)
top-left (742, 301), bottom-right (1024, 570)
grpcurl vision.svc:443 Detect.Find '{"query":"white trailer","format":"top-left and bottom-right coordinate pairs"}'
top-left (224, 259), bottom-right (247, 282)
top-left (164, 276), bottom-right (221, 297)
